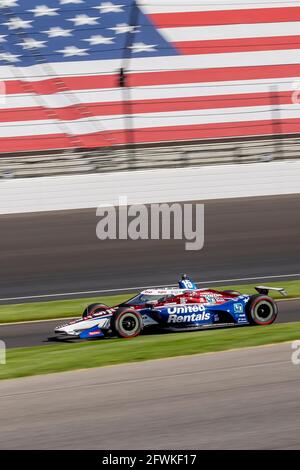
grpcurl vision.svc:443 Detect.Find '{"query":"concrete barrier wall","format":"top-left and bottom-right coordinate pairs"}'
top-left (0, 160), bottom-right (300, 214)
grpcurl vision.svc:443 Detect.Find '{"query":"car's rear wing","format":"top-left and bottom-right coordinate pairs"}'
top-left (255, 286), bottom-right (288, 297)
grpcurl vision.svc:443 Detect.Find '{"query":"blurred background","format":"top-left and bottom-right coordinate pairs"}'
top-left (0, 0), bottom-right (300, 178)
top-left (0, 1), bottom-right (300, 451)
top-left (0, 0), bottom-right (299, 299)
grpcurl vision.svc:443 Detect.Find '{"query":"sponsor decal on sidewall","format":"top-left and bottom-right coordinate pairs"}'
top-left (166, 305), bottom-right (210, 323)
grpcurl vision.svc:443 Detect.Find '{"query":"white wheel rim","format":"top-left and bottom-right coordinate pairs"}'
top-left (253, 301), bottom-right (274, 323)
top-left (120, 313), bottom-right (140, 335)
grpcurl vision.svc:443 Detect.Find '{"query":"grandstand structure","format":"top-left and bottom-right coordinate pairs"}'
top-left (0, 0), bottom-right (300, 176)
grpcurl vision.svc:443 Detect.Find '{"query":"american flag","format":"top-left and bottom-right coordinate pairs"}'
top-left (0, 0), bottom-right (300, 153)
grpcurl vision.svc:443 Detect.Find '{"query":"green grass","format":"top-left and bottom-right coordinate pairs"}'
top-left (0, 279), bottom-right (299, 324)
top-left (0, 294), bottom-right (130, 324)
top-left (1, 322), bottom-right (300, 380)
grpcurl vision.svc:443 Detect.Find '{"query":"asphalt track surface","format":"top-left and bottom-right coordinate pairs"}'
top-left (0, 194), bottom-right (300, 302)
top-left (0, 342), bottom-right (299, 449)
top-left (0, 298), bottom-right (299, 349)
top-left (1, 194), bottom-right (299, 451)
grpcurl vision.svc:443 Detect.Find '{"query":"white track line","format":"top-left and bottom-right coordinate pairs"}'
top-left (0, 273), bottom-right (299, 303)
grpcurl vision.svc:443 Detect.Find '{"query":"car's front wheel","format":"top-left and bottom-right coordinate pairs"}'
top-left (246, 295), bottom-right (278, 325)
top-left (112, 308), bottom-right (143, 338)
top-left (82, 303), bottom-right (109, 319)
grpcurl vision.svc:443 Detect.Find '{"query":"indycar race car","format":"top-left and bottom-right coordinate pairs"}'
top-left (54, 275), bottom-right (287, 340)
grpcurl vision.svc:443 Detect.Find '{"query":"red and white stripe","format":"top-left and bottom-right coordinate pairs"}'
top-left (1, 0), bottom-right (300, 152)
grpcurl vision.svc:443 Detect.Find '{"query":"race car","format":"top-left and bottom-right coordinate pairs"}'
top-left (54, 275), bottom-right (287, 340)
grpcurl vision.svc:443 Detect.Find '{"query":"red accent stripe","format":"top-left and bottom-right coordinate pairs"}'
top-left (5, 64), bottom-right (300, 95)
top-left (1, 118), bottom-right (299, 152)
top-left (0, 91), bottom-right (292, 123)
top-left (80, 119), bottom-right (300, 147)
top-left (0, 134), bottom-right (74, 152)
top-left (150, 7), bottom-right (300, 28)
top-left (5, 74), bottom-right (118, 95)
top-left (175, 36), bottom-right (300, 55)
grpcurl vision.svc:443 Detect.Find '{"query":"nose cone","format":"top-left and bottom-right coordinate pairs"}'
top-left (55, 323), bottom-right (78, 335)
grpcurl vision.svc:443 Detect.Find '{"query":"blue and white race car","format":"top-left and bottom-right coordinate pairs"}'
top-left (54, 275), bottom-right (286, 340)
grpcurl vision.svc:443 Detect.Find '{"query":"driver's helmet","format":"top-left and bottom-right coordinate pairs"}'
top-left (178, 274), bottom-right (197, 290)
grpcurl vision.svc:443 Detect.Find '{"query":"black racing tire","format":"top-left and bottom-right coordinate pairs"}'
top-left (246, 294), bottom-right (278, 325)
top-left (82, 303), bottom-right (109, 319)
top-left (112, 308), bottom-right (143, 338)
top-left (222, 290), bottom-right (242, 296)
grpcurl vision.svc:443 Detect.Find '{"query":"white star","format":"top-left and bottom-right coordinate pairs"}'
top-left (17, 38), bottom-right (47, 49)
top-left (28, 5), bottom-right (59, 17)
top-left (109, 23), bottom-right (139, 34)
top-left (128, 42), bottom-right (157, 53)
top-left (68, 14), bottom-right (100, 26)
top-left (59, 0), bottom-right (83, 3)
top-left (43, 27), bottom-right (73, 37)
top-left (0, 35), bottom-right (7, 42)
top-left (83, 34), bottom-right (114, 45)
top-left (57, 46), bottom-right (88, 57)
top-left (2, 17), bottom-right (33, 29)
top-left (0, 52), bottom-right (20, 62)
top-left (93, 2), bottom-right (124, 13)
top-left (0, 0), bottom-right (19, 8)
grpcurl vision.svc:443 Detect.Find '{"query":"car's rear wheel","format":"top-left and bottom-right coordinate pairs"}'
top-left (112, 308), bottom-right (143, 338)
top-left (82, 303), bottom-right (108, 319)
top-left (246, 295), bottom-right (278, 325)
